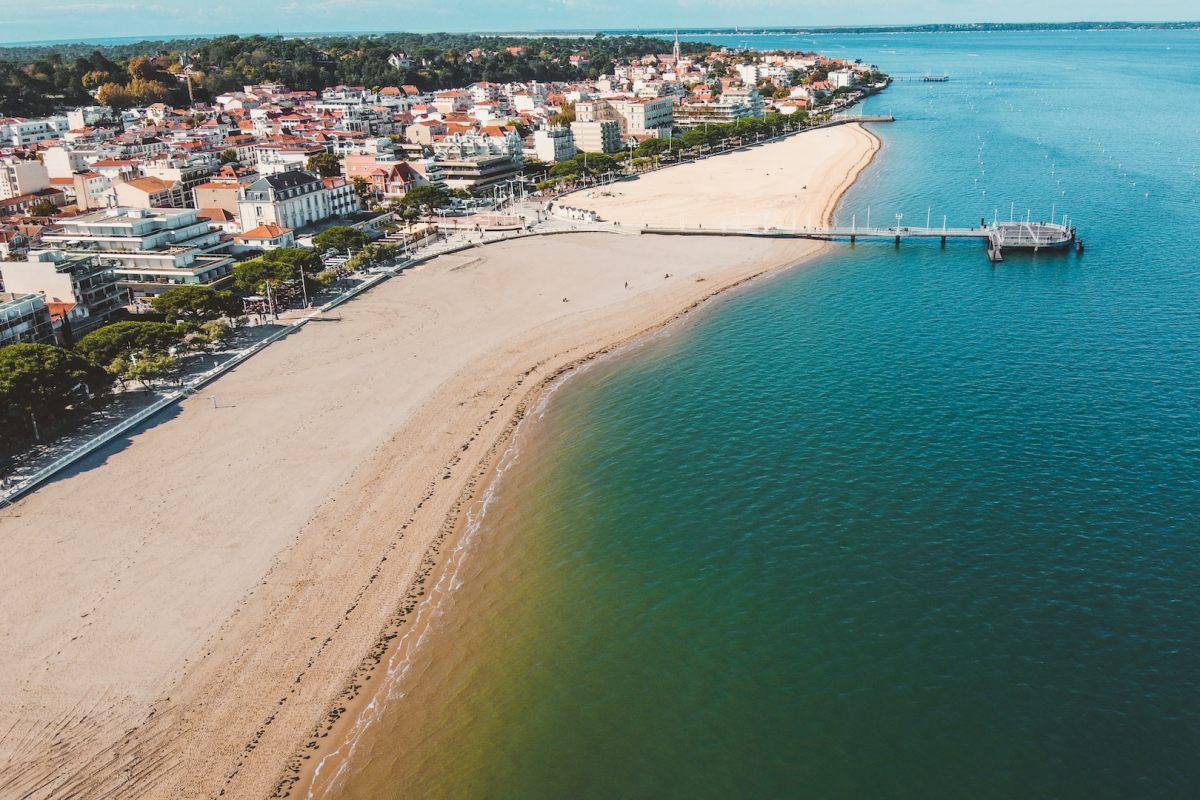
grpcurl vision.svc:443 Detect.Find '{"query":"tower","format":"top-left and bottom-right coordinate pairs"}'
top-left (673, 31), bottom-right (681, 64)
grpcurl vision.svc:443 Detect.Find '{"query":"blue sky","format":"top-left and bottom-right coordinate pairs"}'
top-left (0, 0), bottom-right (1194, 45)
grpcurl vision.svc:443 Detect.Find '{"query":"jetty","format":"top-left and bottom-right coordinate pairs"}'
top-left (640, 220), bottom-right (1078, 262)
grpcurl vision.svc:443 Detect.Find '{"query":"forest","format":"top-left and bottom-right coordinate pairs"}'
top-left (0, 33), bottom-right (716, 117)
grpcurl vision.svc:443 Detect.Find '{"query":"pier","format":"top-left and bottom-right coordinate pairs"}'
top-left (639, 220), bottom-right (1077, 262)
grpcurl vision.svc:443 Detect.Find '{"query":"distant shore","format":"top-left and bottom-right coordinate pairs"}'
top-left (0, 124), bottom-right (878, 800)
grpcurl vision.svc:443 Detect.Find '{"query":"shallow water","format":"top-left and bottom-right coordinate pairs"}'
top-left (332, 29), bottom-right (1200, 799)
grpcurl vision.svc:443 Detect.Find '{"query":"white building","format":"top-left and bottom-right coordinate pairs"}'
top-left (607, 96), bottom-right (675, 138)
top-left (39, 207), bottom-right (235, 301)
top-left (0, 156), bottom-right (51, 200)
top-left (829, 69), bottom-right (856, 90)
top-left (533, 127), bottom-right (577, 163)
top-left (0, 251), bottom-right (124, 325)
top-left (570, 120), bottom-right (622, 154)
top-left (0, 116), bottom-right (69, 146)
top-left (66, 106), bottom-right (115, 130)
top-left (238, 170), bottom-right (344, 233)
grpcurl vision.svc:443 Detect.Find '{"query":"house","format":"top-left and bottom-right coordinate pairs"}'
top-left (114, 176), bottom-right (187, 209)
top-left (387, 53), bottom-right (413, 71)
top-left (235, 223), bottom-right (295, 250)
top-left (237, 169), bottom-right (359, 233)
top-left (343, 154), bottom-right (425, 198)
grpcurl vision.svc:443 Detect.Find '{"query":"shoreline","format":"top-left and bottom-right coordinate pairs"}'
top-left (290, 124), bottom-right (882, 799)
top-left (0, 124), bottom-right (879, 800)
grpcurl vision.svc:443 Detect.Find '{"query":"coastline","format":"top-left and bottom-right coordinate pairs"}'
top-left (0, 124), bottom-right (879, 800)
top-left (291, 123), bottom-right (882, 799)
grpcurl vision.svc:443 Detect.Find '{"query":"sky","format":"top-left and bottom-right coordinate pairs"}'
top-left (0, 0), bottom-right (1195, 45)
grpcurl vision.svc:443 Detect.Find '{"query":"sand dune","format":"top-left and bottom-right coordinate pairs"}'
top-left (0, 123), bottom-right (878, 799)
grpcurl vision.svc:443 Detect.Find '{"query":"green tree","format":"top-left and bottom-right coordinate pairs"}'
top-left (26, 198), bottom-right (57, 216)
top-left (0, 343), bottom-right (113, 440)
top-left (95, 81), bottom-right (135, 109)
top-left (150, 285), bottom-right (234, 322)
top-left (74, 321), bottom-right (185, 367)
top-left (312, 225), bottom-right (370, 254)
top-left (233, 248), bottom-right (322, 293)
top-left (400, 184), bottom-right (450, 213)
top-left (199, 319), bottom-right (234, 350)
top-left (345, 243), bottom-right (399, 271)
top-left (306, 152), bottom-right (342, 178)
top-left (124, 352), bottom-right (179, 390)
top-left (218, 148), bottom-right (239, 165)
top-left (350, 176), bottom-right (373, 204)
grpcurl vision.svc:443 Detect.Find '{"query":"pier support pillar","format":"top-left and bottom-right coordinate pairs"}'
top-left (894, 235), bottom-right (901, 247)
top-left (850, 235), bottom-right (856, 245)
top-left (940, 236), bottom-right (947, 247)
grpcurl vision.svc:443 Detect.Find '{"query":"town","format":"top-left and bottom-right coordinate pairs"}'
top-left (0, 33), bottom-right (886, 483)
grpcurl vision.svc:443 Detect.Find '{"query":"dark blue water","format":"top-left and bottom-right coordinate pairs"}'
top-left (339, 30), bottom-right (1200, 799)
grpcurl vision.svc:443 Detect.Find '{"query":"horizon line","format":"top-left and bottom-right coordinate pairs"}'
top-left (1, 19), bottom-right (1198, 48)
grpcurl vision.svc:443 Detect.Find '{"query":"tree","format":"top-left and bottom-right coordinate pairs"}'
top-left (124, 352), bottom-right (179, 390)
top-left (306, 152), bottom-right (342, 178)
top-left (218, 148), bottom-right (239, 165)
top-left (81, 70), bottom-right (112, 89)
top-left (399, 184), bottom-right (449, 213)
top-left (551, 101), bottom-right (575, 125)
top-left (345, 243), bottom-right (399, 271)
top-left (350, 176), bottom-right (373, 204)
top-left (0, 343), bottom-right (113, 440)
top-left (312, 225), bottom-right (370, 254)
top-left (74, 321), bottom-right (184, 367)
top-left (26, 198), bottom-right (57, 216)
top-left (233, 247), bottom-right (322, 293)
top-left (95, 81), bottom-right (135, 109)
top-left (150, 285), bottom-right (234, 322)
top-left (198, 319), bottom-right (234, 351)
top-left (128, 77), bottom-right (171, 105)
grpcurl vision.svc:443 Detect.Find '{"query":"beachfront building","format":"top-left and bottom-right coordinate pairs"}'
top-left (39, 207), bottom-right (236, 302)
top-left (675, 87), bottom-right (765, 127)
top-left (237, 170), bottom-right (336, 233)
top-left (0, 251), bottom-right (123, 328)
top-left (431, 132), bottom-right (523, 190)
top-left (829, 69), bottom-right (856, 90)
top-left (0, 292), bottom-right (56, 345)
top-left (532, 126), bottom-right (577, 163)
top-left (570, 120), bottom-right (621, 154)
top-left (605, 96), bottom-right (675, 138)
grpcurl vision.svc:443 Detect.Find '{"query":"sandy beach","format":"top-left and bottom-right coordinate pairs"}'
top-left (0, 123), bottom-right (878, 799)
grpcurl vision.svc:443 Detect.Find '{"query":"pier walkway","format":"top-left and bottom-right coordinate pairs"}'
top-left (640, 220), bottom-right (1077, 262)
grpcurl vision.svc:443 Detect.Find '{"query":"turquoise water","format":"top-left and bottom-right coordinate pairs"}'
top-left (340, 30), bottom-right (1200, 799)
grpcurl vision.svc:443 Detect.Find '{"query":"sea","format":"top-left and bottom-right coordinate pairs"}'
top-left (328, 29), bottom-right (1200, 799)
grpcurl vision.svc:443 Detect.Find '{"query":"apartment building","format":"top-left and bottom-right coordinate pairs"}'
top-left (0, 251), bottom-right (123, 326)
top-left (39, 207), bottom-right (235, 301)
top-left (0, 292), bottom-right (56, 345)
top-left (570, 120), bottom-right (622, 154)
top-left (0, 116), bottom-right (69, 147)
top-left (533, 126), bottom-right (577, 163)
top-left (0, 156), bottom-right (50, 200)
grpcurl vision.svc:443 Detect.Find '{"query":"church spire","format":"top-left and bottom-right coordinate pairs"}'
top-left (673, 30), bottom-right (681, 63)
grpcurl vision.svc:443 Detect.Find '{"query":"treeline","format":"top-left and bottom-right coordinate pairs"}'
top-left (0, 33), bottom-right (716, 117)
